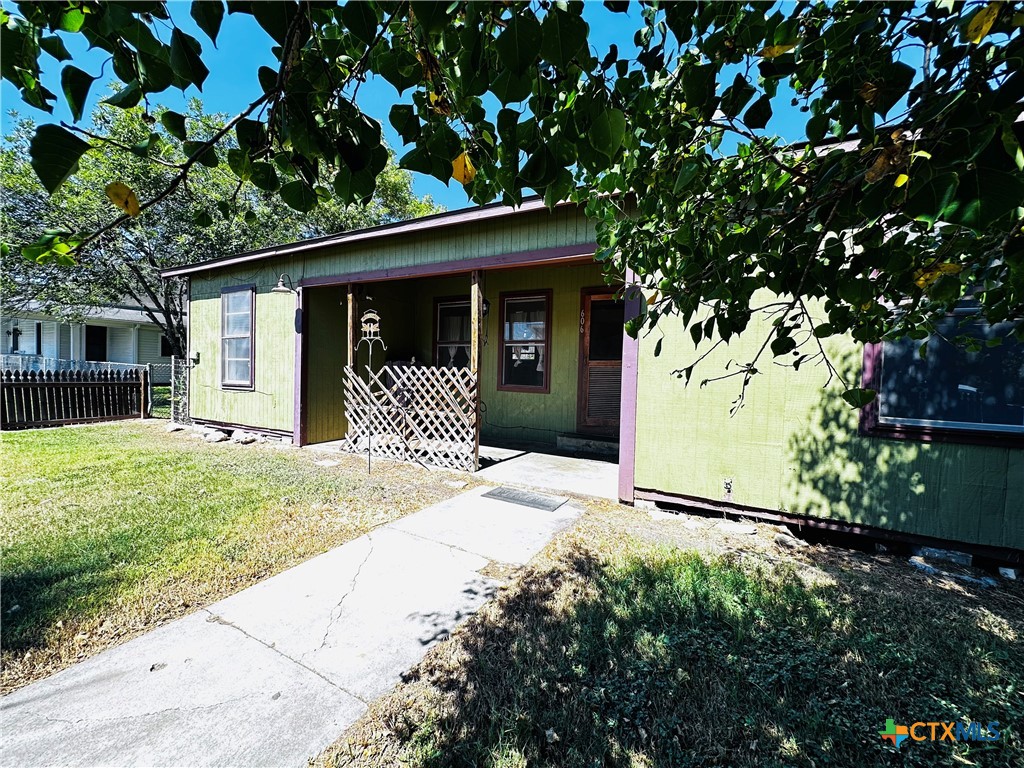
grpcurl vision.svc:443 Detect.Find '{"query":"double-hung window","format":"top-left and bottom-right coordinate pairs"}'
top-left (499, 291), bottom-right (551, 392)
top-left (863, 306), bottom-right (1023, 442)
top-left (221, 286), bottom-right (254, 389)
top-left (435, 299), bottom-right (471, 369)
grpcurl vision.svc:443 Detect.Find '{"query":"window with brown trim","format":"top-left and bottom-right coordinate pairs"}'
top-left (861, 307), bottom-right (1024, 445)
top-left (221, 285), bottom-right (255, 389)
top-left (498, 291), bottom-right (551, 393)
top-left (434, 298), bottom-right (471, 369)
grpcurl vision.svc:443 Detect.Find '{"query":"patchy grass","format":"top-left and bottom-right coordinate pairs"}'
top-left (319, 503), bottom-right (1024, 768)
top-left (149, 385), bottom-right (171, 418)
top-left (0, 421), bottom-right (474, 693)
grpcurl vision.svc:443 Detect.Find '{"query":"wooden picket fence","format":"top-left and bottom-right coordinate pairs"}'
top-left (1, 368), bottom-right (147, 430)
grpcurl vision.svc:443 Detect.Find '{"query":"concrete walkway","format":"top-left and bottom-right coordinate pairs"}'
top-left (477, 450), bottom-right (619, 501)
top-left (1, 486), bottom-right (579, 768)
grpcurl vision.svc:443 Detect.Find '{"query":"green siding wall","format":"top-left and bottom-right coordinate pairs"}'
top-left (304, 286), bottom-right (347, 444)
top-left (188, 205), bottom-right (595, 434)
top-left (411, 263), bottom-right (608, 444)
top-left (634, 303), bottom-right (1024, 551)
top-left (189, 286), bottom-right (296, 433)
top-left (299, 262), bottom-right (609, 445)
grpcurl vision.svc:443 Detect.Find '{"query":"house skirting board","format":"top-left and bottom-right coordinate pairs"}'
top-left (633, 488), bottom-right (1024, 567)
top-left (191, 417), bottom-right (293, 441)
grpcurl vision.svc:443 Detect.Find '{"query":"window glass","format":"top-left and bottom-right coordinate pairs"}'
top-left (501, 295), bottom-right (548, 389)
top-left (436, 301), bottom-right (470, 368)
top-left (879, 313), bottom-right (1024, 434)
top-left (504, 298), bottom-right (546, 342)
top-left (221, 288), bottom-right (254, 387)
top-left (588, 298), bottom-right (624, 361)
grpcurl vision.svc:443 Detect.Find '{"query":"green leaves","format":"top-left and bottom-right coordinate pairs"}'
top-left (29, 124), bottom-right (91, 193)
top-left (940, 169), bottom-right (1024, 233)
top-left (743, 95), bottom-right (773, 130)
top-left (102, 80), bottom-right (142, 108)
top-left (682, 64), bottom-right (716, 117)
top-left (39, 35), bottom-right (71, 62)
top-left (841, 388), bottom-right (877, 408)
top-left (590, 109), bottom-right (626, 158)
top-left (249, 162), bottom-right (280, 192)
top-left (673, 160), bottom-right (701, 193)
top-left (190, 1), bottom-right (225, 46)
top-left (169, 29), bottom-right (208, 91)
top-left (496, 13), bottom-right (542, 74)
top-left (389, 104), bottom-right (420, 144)
top-left (161, 111), bottom-right (187, 141)
top-left (342, 1), bottom-right (378, 45)
top-left (60, 65), bottom-right (95, 122)
top-left (183, 141), bottom-right (219, 167)
top-left (541, 9), bottom-right (589, 69)
top-left (280, 180), bottom-right (317, 212)
top-left (720, 74), bottom-right (756, 119)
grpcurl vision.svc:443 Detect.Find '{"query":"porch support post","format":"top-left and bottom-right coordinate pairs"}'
top-left (346, 284), bottom-right (356, 369)
top-left (292, 287), bottom-right (305, 447)
top-left (618, 268), bottom-right (642, 505)
top-left (470, 270), bottom-right (483, 470)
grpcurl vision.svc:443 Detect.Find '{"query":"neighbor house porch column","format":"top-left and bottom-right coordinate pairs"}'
top-left (130, 325), bottom-right (139, 364)
top-left (69, 323), bottom-right (83, 361)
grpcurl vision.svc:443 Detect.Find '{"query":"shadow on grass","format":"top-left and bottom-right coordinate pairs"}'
top-left (1, 534), bottom-right (142, 655)
top-left (382, 547), bottom-right (1022, 768)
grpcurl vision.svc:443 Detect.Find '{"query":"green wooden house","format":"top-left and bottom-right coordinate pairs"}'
top-left (164, 198), bottom-right (1023, 562)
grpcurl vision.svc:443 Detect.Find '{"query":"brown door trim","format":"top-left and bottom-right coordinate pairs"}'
top-left (577, 287), bottom-right (622, 435)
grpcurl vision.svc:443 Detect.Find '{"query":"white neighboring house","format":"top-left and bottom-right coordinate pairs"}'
top-left (1, 304), bottom-right (178, 383)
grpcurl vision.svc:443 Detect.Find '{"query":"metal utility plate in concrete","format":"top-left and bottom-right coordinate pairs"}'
top-left (482, 486), bottom-right (568, 512)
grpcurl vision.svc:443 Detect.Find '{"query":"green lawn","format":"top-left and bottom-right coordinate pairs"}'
top-left (1, 421), bottom-right (471, 693)
top-left (149, 385), bottom-right (171, 418)
top-left (322, 504), bottom-right (1024, 768)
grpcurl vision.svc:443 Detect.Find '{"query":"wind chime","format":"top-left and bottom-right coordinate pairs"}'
top-left (356, 308), bottom-right (387, 473)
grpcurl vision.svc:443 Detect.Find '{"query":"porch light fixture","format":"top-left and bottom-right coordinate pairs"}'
top-left (483, 298), bottom-right (491, 317)
top-left (271, 273), bottom-right (295, 294)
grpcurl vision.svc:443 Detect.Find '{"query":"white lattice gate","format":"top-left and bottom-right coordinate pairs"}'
top-left (342, 365), bottom-right (479, 471)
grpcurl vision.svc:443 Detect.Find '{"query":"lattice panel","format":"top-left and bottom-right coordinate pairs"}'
top-left (342, 364), bottom-right (478, 471)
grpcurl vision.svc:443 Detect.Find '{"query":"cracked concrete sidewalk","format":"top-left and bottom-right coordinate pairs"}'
top-left (1, 486), bottom-right (579, 768)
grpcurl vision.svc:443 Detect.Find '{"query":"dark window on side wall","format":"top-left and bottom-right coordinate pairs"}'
top-left (499, 292), bottom-right (551, 392)
top-left (865, 308), bottom-right (1024, 441)
top-left (160, 334), bottom-right (173, 357)
top-left (435, 299), bottom-right (471, 369)
top-left (221, 286), bottom-right (254, 389)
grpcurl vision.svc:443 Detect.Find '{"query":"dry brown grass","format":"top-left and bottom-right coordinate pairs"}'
top-left (316, 500), bottom-right (1024, 768)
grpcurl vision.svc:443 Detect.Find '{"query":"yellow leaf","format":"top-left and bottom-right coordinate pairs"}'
top-left (757, 42), bottom-right (797, 58)
top-left (105, 182), bottom-right (141, 217)
top-left (894, 173), bottom-right (909, 188)
top-left (859, 82), bottom-right (878, 106)
top-left (861, 300), bottom-right (875, 310)
top-left (914, 262), bottom-right (962, 288)
top-left (451, 152), bottom-right (476, 185)
top-left (965, 1), bottom-right (1002, 44)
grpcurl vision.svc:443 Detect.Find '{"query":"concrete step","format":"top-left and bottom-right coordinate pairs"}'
top-left (556, 432), bottom-right (619, 457)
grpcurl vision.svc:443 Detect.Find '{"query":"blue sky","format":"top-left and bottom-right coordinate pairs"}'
top-left (1, 2), bottom-right (807, 211)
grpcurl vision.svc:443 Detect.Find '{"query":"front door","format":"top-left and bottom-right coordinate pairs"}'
top-left (577, 291), bottom-right (623, 433)
top-left (85, 325), bottom-right (107, 361)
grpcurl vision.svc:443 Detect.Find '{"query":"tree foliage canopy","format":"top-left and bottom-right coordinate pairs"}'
top-left (1, 97), bottom-right (438, 356)
top-left (3, 0), bottom-right (1023, 401)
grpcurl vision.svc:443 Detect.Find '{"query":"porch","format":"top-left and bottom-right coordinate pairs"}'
top-left (296, 259), bottom-right (629, 479)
